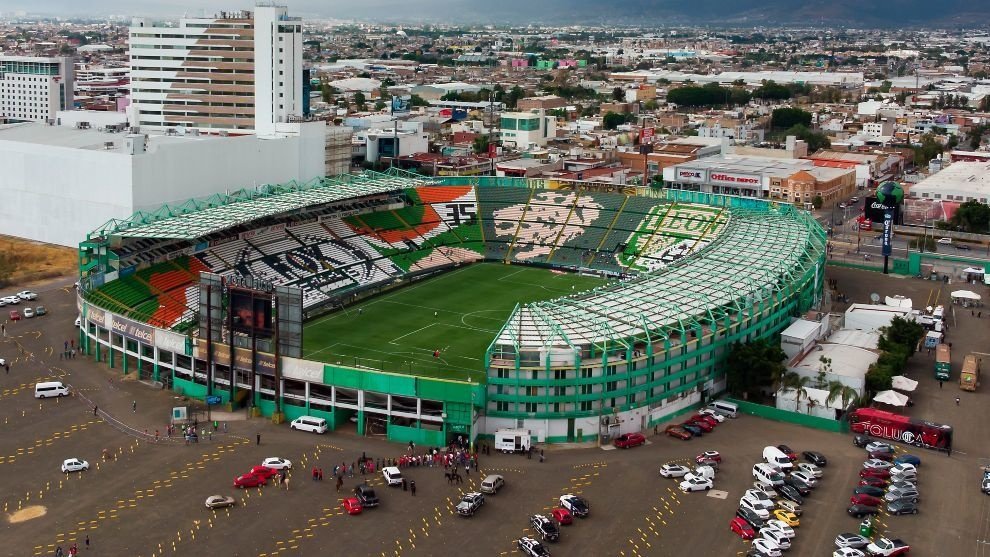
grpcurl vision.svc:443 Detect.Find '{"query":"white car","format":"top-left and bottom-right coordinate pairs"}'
top-left (699, 408), bottom-right (726, 422)
top-left (741, 489), bottom-right (775, 510)
top-left (738, 497), bottom-right (770, 519)
top-left (17, 290), bottom-right (37, 300)
top-left (261, 457), bottom-right (292, 470)
top-left (865, 441), bottom-right (894, 453)
top-left (891, 462), bottom-right (917, 475)
top-left (834, 533), bottom-right (869, 549)
top-left (659, 464), bottom-right (691, 478)
top-left (937, 237), bottom-right (952, 245)
top-left (752, 538), bottom-right (782, 557)
top-left (23, 307), bottom-right (35, 318)
top-left (833, 549), bottom-right (865, 557)
top-left (0, 358), bottom-right (5, 367)
top-left (678, 477), bottom-right (713, 492)
top-left (796, 462), bottom-right (822, 478)
top-left (761, 528), bottom-right (791, 550)
top-left (75, 316), bottom-right (82, 327)
top-left (862, 458), bottom-right (893, 470)
top-left (763, 519), bottom-right (795, 538)
top-left (790, 470), bottom-right (818, 487)
top-left (1, 295), bottom-right (19, 305)
top-left (382, 466), bottom-right (403, 486)
top-left (776, 499), bottom-right (802, 516)
top-left (61, 458), bottom-right (89, 473)
top-left (752, 481), bottom-right (777, 498)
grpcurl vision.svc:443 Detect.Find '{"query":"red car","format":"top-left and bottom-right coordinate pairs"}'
top-left (868, 450), bottom-right (894, 462)
top-left (850, 493), bottom-right (883, 507)
top-left (250, 465), bottom-right (279, 480)
top-left (695, 451), bottom-right (722, 464)
top-left (860, 468), bottom-right (891, 479)
top-left (614, 432), bottom-right (647, 449)
top-left (233, 472), bottom-right (267, 488)
top-left (665, 425), bottom-right (692, 440)
top-left (691, 414), bottom-right (719, 427)
top-left (552, 508), bottom-right (573, 525)
top-left (343, 497), bottom-right (362, 515)
top-left (729, 516), bottom-right (756, 540)
top-left (858, 477), bottom-right (890, 488)
top-left (777, 445), bottom-right (798, 461)
top-left (687, 419), bottom-right (714, 432)
top-left (9, 310), bottom-right (20, 321)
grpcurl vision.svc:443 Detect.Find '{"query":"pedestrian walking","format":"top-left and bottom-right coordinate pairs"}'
top-left (956, 397), bottom-right (961, 405)
top-left (132, 401), bottom-right (137, 412)
top-left (155, 430), bottom-right (160, 442)
top-left (284, 475), bottom-right (290, 490)
top-left (402, 478), bottom-right (407, 491)
top-left (223, 422), bottom-right (227, 433)
top-left (410, 481), bottom-right (416, 496)
top-left (93, 405), bottom-right (98, 416)
top-left (85, 535), bottom-right (89, 550)
top-left (1, 323), bottom-right (5, 336)
top-left (256, 433), bottom-right (261, 445)
top-left (540, 449), bottom-right (545, 463)
top-left (939, 381), bottom-right (943, 389)
top-left (208, 430), bottom-right (213, 442)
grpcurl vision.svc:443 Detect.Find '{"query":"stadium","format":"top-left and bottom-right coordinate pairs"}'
top-left (76, 170), bottom-right (827, 446)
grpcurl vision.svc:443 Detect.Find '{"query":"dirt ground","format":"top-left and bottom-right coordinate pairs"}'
top-left (0, 236), bottom-right (76, 287)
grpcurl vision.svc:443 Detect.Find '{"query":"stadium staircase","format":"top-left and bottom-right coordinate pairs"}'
top-left (544, 191), bottom-right (580, 263)
top-left (585, 195), bottom-right (629, 267)
top-left (502, 188), bottom-right (537, 263)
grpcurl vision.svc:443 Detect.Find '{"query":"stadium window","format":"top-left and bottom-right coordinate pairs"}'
top-left (496, 401), bottom-right (508, 412)
top-left (553, 403), bottom-right (560, 413)
top-left (606, 381), bottom-right (618, 392)
top-left (496, 368), bottom-right (510, 379)
top-left (531, 371), bottom-right (538, 380)
top-left (554, 369), bottom-right (567, 380)
top-left (580, 401), bottom-right (592, 412)
top-left (554, 386), bottom-right (566, 397)
top-left (525, 403), bottom-right (537, 413)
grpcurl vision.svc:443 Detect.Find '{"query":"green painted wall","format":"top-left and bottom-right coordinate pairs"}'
top-left (725, 398), bottom-right (849, 433)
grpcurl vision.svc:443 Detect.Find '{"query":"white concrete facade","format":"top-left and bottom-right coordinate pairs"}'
top-left (0, 120), bottom-right (326, 246)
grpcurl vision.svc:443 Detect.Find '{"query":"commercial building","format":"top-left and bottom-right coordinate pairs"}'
top-left (0, 120), bottom-right (327, 246)
top-left (128, 5), bottom-right (303, 135)
top-left (907, 161), bottom-right (990, 204)
top-left (0, 55), bottom-right (74, 123)
top-left (499, 110), bottom-right (556, 149)
top-left (662, 155), bottom-right (856, 205)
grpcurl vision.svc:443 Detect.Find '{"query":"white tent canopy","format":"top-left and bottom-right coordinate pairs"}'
top-left (951, 290), bottom-right (982, 301)
top-left (963, 267), bottom-right (985, 274)
top-left (891, 375), bottom-right (918, 392)
top-left (874, 390), bottom-right (910, 406)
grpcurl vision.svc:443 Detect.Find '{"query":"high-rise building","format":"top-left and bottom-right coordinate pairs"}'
top-left (128, 5), bottom-right (303, 135)
top-left (0, 55), bottom-right (75, 123)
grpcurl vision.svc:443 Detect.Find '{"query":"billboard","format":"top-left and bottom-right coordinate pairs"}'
top-left (864, 197), bottom-right (902, 224)
top-left (230, 289), bottom-right (273, 337)
top-left (882, 211), bottom-right (894, 256)
top-left (391, 95), bottom-right (411, 115)
top-left (675, 168), bottom-right (707, 183)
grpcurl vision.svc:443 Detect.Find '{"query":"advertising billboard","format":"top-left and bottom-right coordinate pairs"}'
top-left (882, 212), bottom-right (894, 256)
top-left (230, 289), bottom-right (273, 337)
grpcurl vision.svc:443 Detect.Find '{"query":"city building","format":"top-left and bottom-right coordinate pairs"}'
top-left (0, 55), bottom-right (74, 123)
top-left (128, 5), bottom-right (303, 135)
top-left (499, 110), bottom-right (556, 149)
top-left (907, 161), bottom-right (990, 204)
top-left (516, 95), bottom-right (567, 111)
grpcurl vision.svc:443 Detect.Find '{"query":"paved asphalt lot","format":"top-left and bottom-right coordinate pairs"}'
top-left (1, 267), bottom-right (988, 557)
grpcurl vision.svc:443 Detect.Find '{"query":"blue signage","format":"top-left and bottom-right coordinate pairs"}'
top-left (882, 212), bottom-right (893, 257)
top-left (205, 395), bottom-right (222, 405)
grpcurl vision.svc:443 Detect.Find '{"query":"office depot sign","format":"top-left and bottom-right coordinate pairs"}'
top-left (709, 172), bottom-right (761, 186)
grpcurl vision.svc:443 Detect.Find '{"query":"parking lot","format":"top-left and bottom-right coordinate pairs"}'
top-left (2, 267), bottom-right (989, 557)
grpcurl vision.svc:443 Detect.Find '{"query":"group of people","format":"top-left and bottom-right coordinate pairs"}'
top-left (59, 339), bottom-right (77, 360)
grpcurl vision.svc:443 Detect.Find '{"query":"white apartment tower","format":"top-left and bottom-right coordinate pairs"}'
top-left (0, 56), bottom-right (74, 123)
top-left (129, 5), bottom-right (302, 135)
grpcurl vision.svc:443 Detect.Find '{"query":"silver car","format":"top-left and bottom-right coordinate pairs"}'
top-left (205, 495), bottom-right (236, 509)
top-left (834, 533), bottom-right (869, 549)
top-left (884, 486), bottom-right (920, 503)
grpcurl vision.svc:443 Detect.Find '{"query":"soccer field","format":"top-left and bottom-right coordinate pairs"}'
top-left (301, 263), bottom-right (607, 382)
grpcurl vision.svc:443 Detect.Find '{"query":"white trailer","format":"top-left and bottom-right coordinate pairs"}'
top-left (494, 428), bottom-right (531, 453)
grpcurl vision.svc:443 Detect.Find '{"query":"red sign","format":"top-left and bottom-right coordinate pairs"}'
top-left (709, 172), bottom-right (761, 186)
top-left (488, 143), bottom-right (497, 158)
top-left (639, 127), bottom-right (654, 144)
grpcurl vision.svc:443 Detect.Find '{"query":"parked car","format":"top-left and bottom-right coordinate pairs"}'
top-left (530, 514), bottom-right (560, 542)
top-left (354, 483), bottom-right (379, 507)
top-left (763, 519), bottom-right (795, 538)
top-left (858, 477), bottom-right (890, 488)
top-left (665, 425), bottom-right (692, 440)
top-left (382, 466), bottom-right (403, 486)
top-left (517, 537), bottom-right (551, 557)
top-left (456, 492), bottom-right (485, 517)
top-left (790, 471), bottom-right (818, 487)
top-left (887, 499), bottom-right (919, 515)
top-left (679, 477), bottom-right (713, 492)
top-left (9, 310), bottom-right (20, 321)
top-left (776, 445), bottom-right (798, 461)
top-left (659, 464), bottom-right (691, 478)
top-left (233, 473), bottom-right (267, 488)
top-left (261, 457), bottom-right (292, 470)
top-left (776, 499), bottom-right (802, 516)
top-left (865, 442), bottom-right (894, 454)
top-left (695, 450), bottom-right (722, 464)
top-left (680, 422), bottom-right (704, 436)
top-left (772, 509), bottom-right (799, 527)
top-left (61, 458), bottom-right (89, 473)
top-left (730, 516), bottom-right (757, 540)
top-left (884, 486), bottom-right (920, 503)
top-left (752, 481), bottom-right (777, 498)
top-left (833, 549), bottom-right (866, 557)
top-left (739, 498), bottom-right (771, 519)
top-left (342, 497), bottom-right (362, 515)
top-left (846, 504), bottom-right (879, 518)
top-left (614, 432), bottom-right (647, 449)
top-left (17, 290), bottom-right (37, 300)
top-left (783, 475), bottom-right (811, 495)
top-left (741, 489), bottom-right (775, 510)
top-left (853, 435), bottom-right (872, 448)
top-left (853, 485), bottom-right (885, 498)
top-left (691, 414), bottom-right (719, 427)
top-left (834, 533), bottom-right (870, 549)
top-left (803, 450), bottom-right (827, 466)
top-left (761, 528), bottom-right (791, 551)
top-left (863, 458), bottom-right (894, 470)
top-left (1, 295), bottom-right (20, 304)
top-left (34, 305), bottom-right (46, 316)
top-left (796, 462), bottom-right (823, 478)
top-left (850, 493), bottom-right (883, 507)
top-left (890, 462), bottom-right (917, 476)
top-left (23, 307), bottom-right (34, 318)
top-left (687, 418), bottom-right (714, 432)
top-left (860, 468), bottom-right (891, 479)
top-left (867, 450), bottom-right (894, 462)
top-left (559, 494), bottom-right (589, 517)
top-left (551, 508), bottom-right (572, 525)
top-left (699, 409), bottom-right (726, 422)
top-left (893, 454), bottom-right (921, 467)
top-left (735, 506), bottom-right (767, 530)
top-left (775, 484), bottom-right (804, 505)
top-left (751, 538), bottom-right (782, 557)
top-left (204, 495), bottom-right (236, 509)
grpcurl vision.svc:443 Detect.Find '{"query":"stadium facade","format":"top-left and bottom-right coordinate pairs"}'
top-left (76, 171), bottom-right (827, 446)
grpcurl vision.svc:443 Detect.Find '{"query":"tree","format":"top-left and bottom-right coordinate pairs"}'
top-left (725, 339), bottom-right (788, 401)
top-left (781, 371), bottom-right (812, 412)
top-left (812, 195), bottom-right (824, 209)
top-left (320, 82), bottom-right (336, 104)
top-left (472, 135), bottom-right (490, 155)
top-left (409, 94), bottom-right (428, 107)
top-left (825, 380), bottom-right (859, 416)
top-left (353, 92), bottom-right (367, 111)
top-left (602, 111), bottom-right (627, 130)
top-left (785, 124), bottom-right (831, 152)
top-left (912, 134), bottom-right (943, 166)
top-left (612, 87), bottom-right (624, 101)
top-left (771, 107), bottom-right (812, 130)
top-left (949, 200), bottom-right (990, 233)
top-left (879, 316), bottom-right (924, 355)
top-left (504, 86), bottom-right (525, 109)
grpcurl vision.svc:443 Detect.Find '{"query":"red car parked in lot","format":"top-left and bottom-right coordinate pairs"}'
top-left (729, 516), bottom-right (756, 540)
top-left (858, 477), bottom-right (890, 488)
top-left (552, 508), bottom-right (573, 525)
top-left (9, 310), bottom-right (21, 321)
top-left (690, 414), bottom-right (719, 427)
top-left (777, 445), bottom-right (798, 461)
top-left (614, 432), bottom-right (647, 449)
top-left (342, 497), bottom-right (362, 515)
top-left (233, 472), bottom-right (267, 488)
top-left (695, 451), bottom-right (722, 464)
top-left (250, 465), bottom-right (279, 481)
top-left (687, 419), bottom-right (714, 432)
top-left (850, 493), bottom-right (883, 507)
top-left (665, 425), bottom-right (692, 440)
top-left (860, 468), bottom-right (891, 479)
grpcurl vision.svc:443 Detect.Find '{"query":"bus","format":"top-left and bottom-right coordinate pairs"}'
top-left (960, 354), bottom-right (980, 392)
top-left (935, 344), bottom-right (951, 381)
top-left (848, 407), bottom-right (953, 453)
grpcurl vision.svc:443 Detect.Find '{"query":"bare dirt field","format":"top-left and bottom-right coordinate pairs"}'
top-left (0, 236), bottom-right (76, 287)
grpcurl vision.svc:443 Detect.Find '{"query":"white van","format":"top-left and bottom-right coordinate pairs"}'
top-left (707, 400), bottom-right (738, 419)
top-left (480, 474), bottom-right (505, 494)
top-left (762, 446), bottom-right (794, 471)
top-left (290, 416), bottom-right (328, 434)
top-left (494, 428), bottom-right (532, 453)
top-left (753, 463), bottom-right (785, 486)
top-left (35, 381), bottom-right (69, 399)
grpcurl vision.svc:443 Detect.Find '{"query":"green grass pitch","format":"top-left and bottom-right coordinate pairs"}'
top-left (301, 263), bottom-right (607, 382)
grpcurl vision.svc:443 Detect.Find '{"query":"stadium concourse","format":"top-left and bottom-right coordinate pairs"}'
top-left (76, 170), bottom-right (826, 446)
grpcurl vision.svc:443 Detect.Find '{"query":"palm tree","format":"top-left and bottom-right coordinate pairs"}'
top-left (781, 372), bottom-right (812, 413)
top-left (826, 380), bottom-right (860, 420)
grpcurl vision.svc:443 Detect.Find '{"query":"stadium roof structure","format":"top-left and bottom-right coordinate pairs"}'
top-left (492, 206), bottom-right (826, 352)
top-left (87, 169), bottom-right (434, 241)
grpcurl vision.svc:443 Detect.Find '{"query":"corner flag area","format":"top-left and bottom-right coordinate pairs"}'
top-left (301, 263), bottom-right (606, 382)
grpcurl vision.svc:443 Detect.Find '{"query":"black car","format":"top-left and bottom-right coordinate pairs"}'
top-left (802, 450), bottom-right (827, 467)
top-left (517, 537), bottom-right (551, 557)
top-left (853, 435), bottom-right (871, 448)
top-left (354, 483), bottom-right (379, 507)
top-left (735, 506), bottom-right (766, 529)
top-left (957, 243), bottom-right (971, 250)
top-left (775, 484), bottom-right (804, 505)
top-left (529, 514), bottom-right (560, 542)
top-left (784, 475), bottom-right (812, 495)
top-left (887, 499), bottom-right (919, 515)
top-left (847, 504), bottom-right (880, 518)
top-left (853, 485), bottom-right (885, 498)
